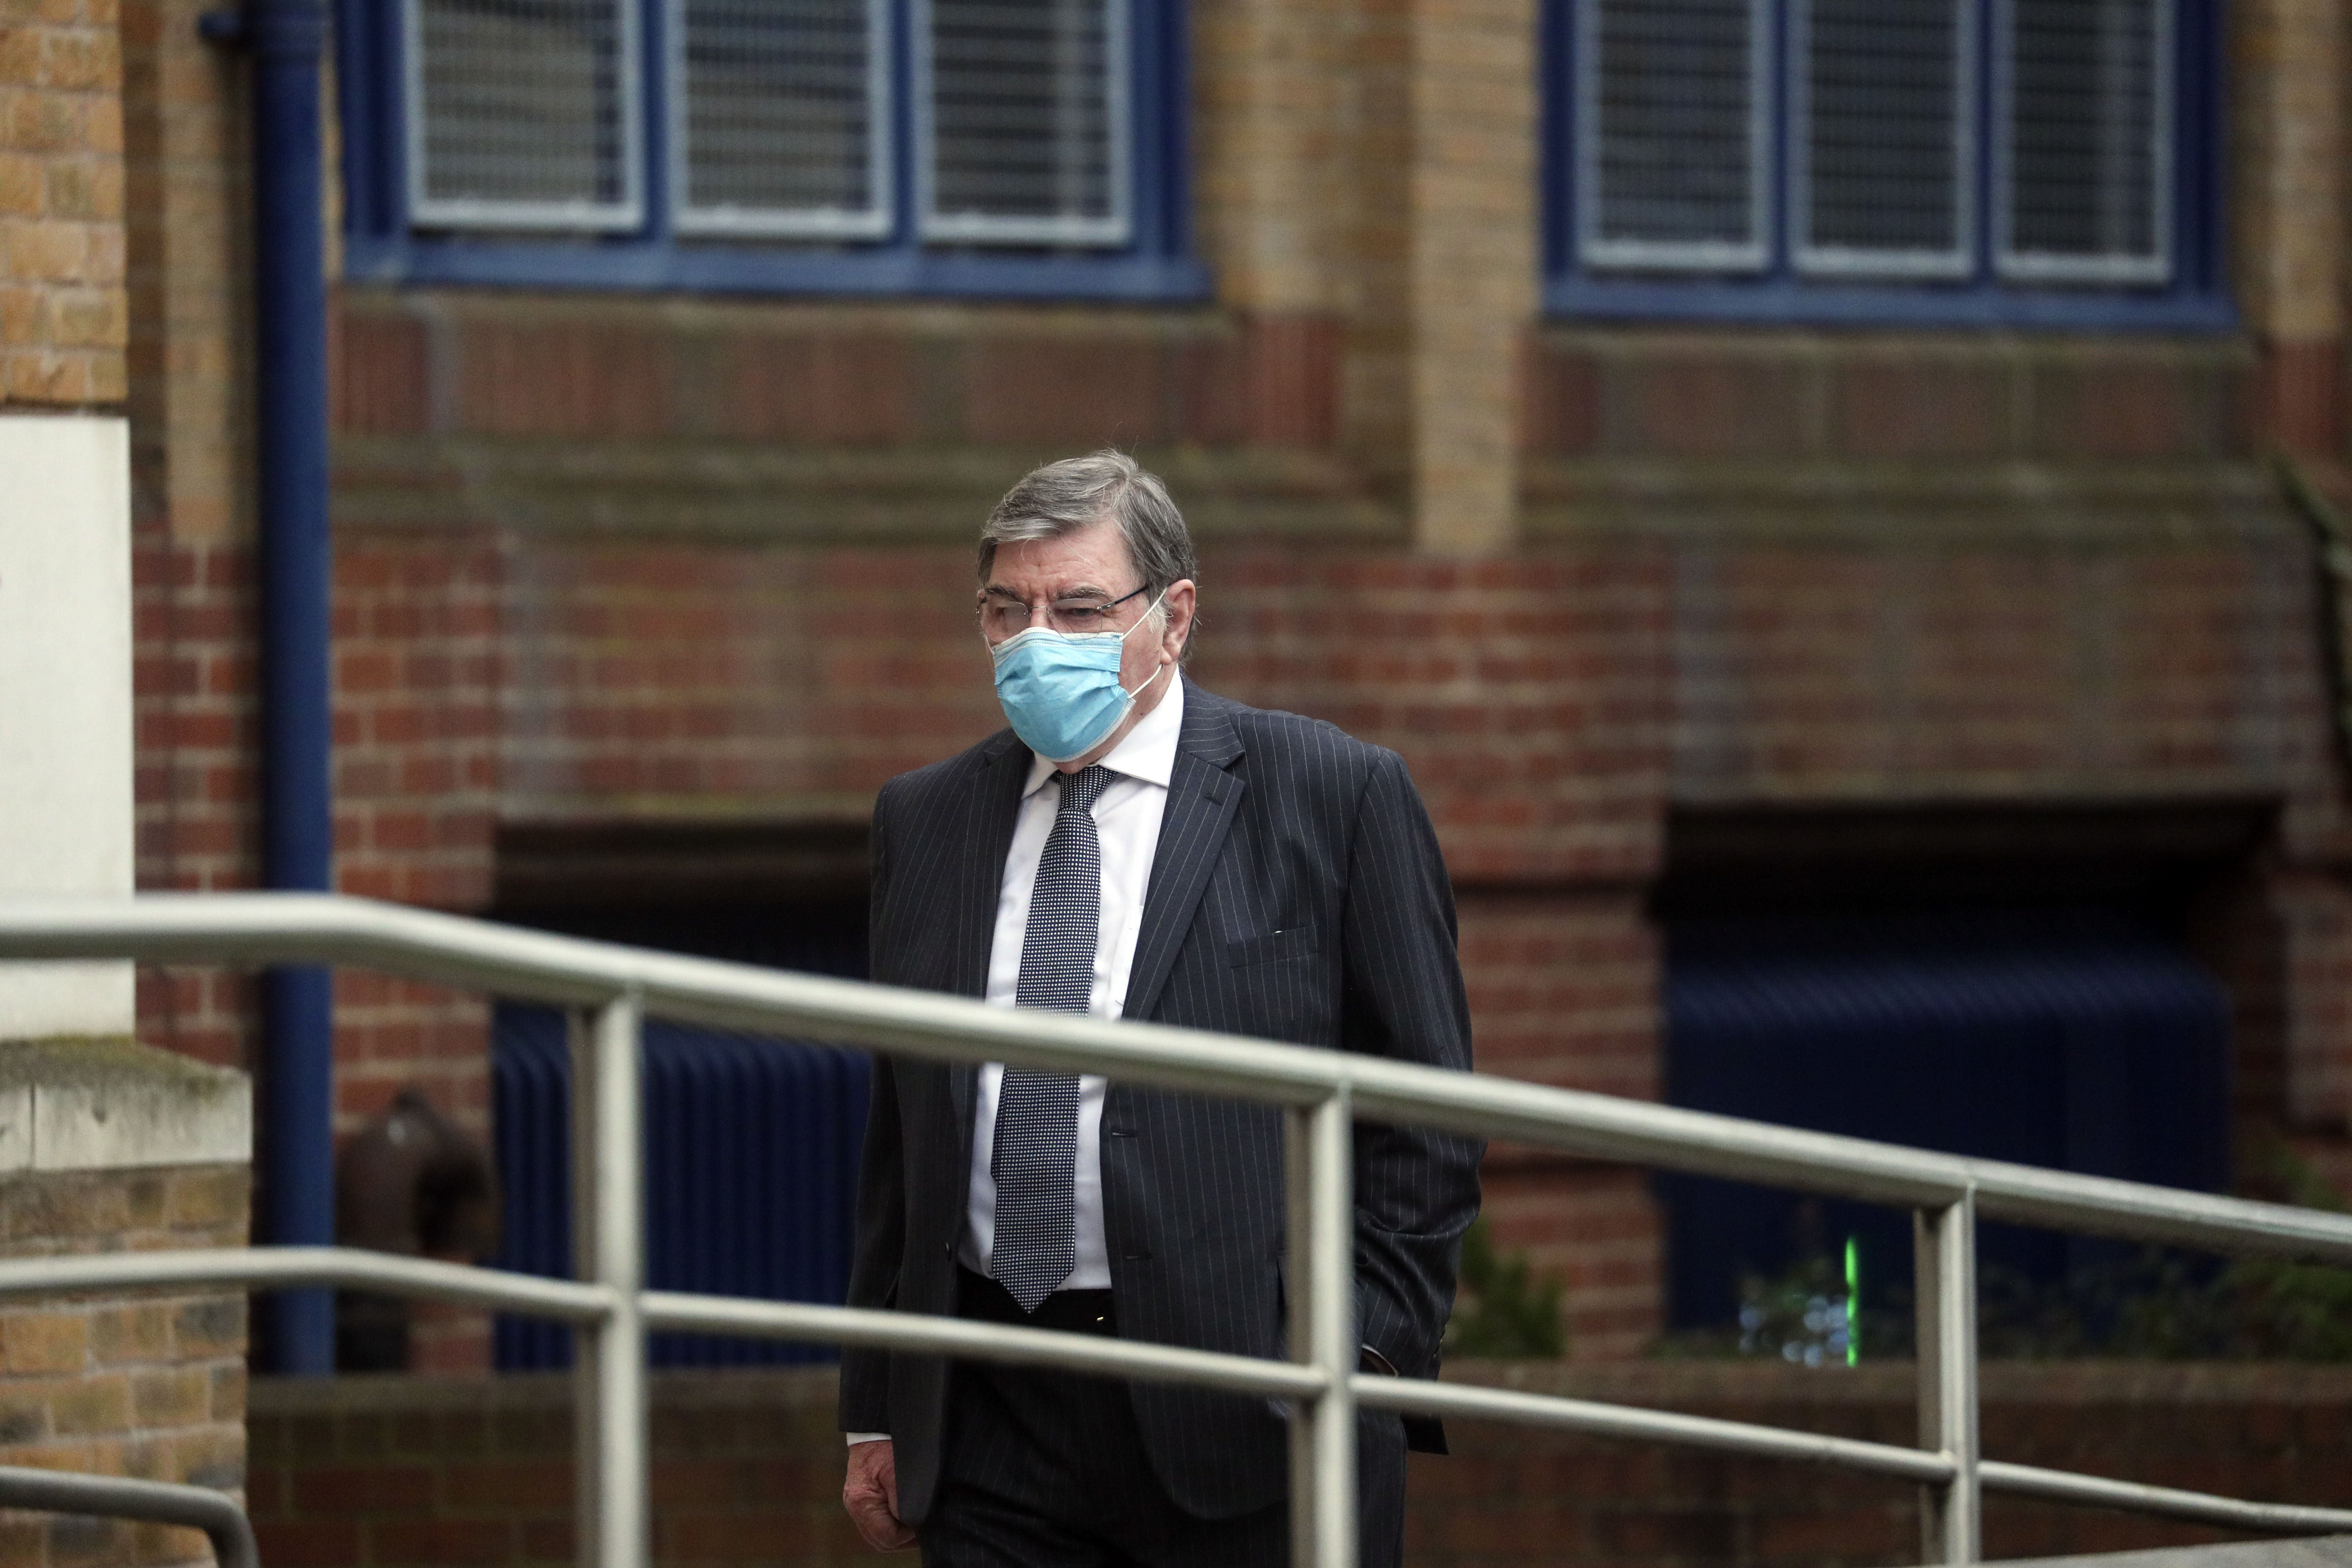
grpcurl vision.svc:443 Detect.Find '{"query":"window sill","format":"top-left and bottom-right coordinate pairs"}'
top-left (1544, 274), bottom-right (2238, 334)
top-left (343, 236), bottom-right (1215, 304)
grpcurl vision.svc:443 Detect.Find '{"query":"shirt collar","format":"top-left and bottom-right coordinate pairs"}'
top-left (1023, 673), bottom-right (1185, 799)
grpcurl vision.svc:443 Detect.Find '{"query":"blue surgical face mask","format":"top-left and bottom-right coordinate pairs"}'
top-left (989, 596), bottom-right (1170, 763)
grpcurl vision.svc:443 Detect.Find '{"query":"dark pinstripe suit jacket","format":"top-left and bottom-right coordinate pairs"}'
top-left (839, 681), bottom-right (1483, 1522)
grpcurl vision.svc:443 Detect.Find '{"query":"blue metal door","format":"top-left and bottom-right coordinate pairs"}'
top-left (491, 1007), bottom-right (870, 1369)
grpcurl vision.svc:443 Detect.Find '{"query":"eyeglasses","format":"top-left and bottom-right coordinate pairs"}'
top-left (979, 583), bottom-right (1151, 641)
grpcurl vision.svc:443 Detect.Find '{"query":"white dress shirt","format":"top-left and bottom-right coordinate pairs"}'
top-left (847, 681), bottom-right (1183, 1446)
top-left (959, 674), bottom-right (1182, 1284)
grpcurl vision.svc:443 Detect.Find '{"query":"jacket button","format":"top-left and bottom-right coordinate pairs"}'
top-left (943, 1241), bottom-right (953, 1256)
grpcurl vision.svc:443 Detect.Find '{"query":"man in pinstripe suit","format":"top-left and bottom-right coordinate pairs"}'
top-left (840, 451), bottom-right (1482, 1566)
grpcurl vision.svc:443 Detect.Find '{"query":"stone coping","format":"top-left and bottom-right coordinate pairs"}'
top-left (0, 1036), bottom-right (249, 1173)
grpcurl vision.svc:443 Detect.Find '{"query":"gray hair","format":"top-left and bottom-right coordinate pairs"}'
top-left (977, 450), bottom-right (1198, 656)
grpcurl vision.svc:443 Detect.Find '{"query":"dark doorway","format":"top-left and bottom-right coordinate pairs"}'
top-left (1654, 799), bottom-right (2269, 1342)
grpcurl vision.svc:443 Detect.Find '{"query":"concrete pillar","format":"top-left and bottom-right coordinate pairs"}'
top-left (0, 0), bottom-right (138, 1038)
top-left (0, 417), bottom-right (137, 1037)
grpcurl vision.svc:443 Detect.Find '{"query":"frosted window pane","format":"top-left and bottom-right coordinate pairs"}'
top-left (415, 0), bottom-right (630, 211)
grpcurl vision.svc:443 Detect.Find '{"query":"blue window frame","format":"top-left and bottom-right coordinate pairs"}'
top-left (336, 0), bottom-right (1208, 300)
top-left (1543, 0), bottom-right (2230, 329)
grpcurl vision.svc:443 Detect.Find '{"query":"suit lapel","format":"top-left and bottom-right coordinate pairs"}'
top-left (1121, 685), bottom-right (1246, 1023)
top-left (949, 735), bottom-right (1029, 1127)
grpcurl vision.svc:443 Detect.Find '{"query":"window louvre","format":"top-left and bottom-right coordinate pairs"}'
top-left (1997, 0), bottom-right (2172, 283)
top-left (671, 0), bottom-right (891, 237)
top-left (1579, 0), bottom-right (1769, 273)
top-left (406, 0), bottom-right (642, 230)
top-left (918, 0), bottom-right (1132, 247)
top-left (1795, 0), bottom-right (1972, 278)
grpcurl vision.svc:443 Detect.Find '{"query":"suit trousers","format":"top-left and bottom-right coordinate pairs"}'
top-left (919, 1270), bottom-right (1406, 1568)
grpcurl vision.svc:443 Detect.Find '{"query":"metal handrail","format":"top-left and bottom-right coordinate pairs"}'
top-left (2, 892), bottom-right (2351, 1567)
top-left (0, 1464), bottom-right (259, 1568)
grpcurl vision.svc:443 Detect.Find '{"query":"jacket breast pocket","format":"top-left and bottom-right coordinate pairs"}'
top-left (1226, 926), bottom-right (1319, 968)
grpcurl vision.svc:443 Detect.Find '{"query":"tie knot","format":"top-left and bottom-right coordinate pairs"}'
top-left (1056, 765), bottom-right (1114, 816)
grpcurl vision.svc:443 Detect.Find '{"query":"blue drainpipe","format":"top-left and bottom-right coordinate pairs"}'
top-left (208, 0), bottom-right (337, 1375)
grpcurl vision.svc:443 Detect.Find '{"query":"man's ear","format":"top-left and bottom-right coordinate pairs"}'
top-left (1161, 579), bottom-right (1197, 661)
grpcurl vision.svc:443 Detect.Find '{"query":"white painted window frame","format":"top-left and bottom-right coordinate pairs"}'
top-left (1791, 0), bottom-right (1977, 280)
top-left (1991, 0), bottom-right (2174, 285)
top-left (668, 0), bottom-right (896, 239)
top-left (913, 0), bottom-right (1135, 249)
top-left (1576, 0), bottom-right (1773, 275)
top-left (404, 0), bottom-right (646, 232)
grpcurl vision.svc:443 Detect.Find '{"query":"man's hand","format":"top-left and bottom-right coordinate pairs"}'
top-left (843, 1439), bottom-right (916, 1552)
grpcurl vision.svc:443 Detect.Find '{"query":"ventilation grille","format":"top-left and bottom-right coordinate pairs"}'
top-left (408, 0), bottom-right (638, 228)
top-left (921, 0), bottom-right (1130, 246)
top-left (1581, 0), bottom-right (1766, 271)
top-left (1798, 0), bottom-right (1971, 276)
top-left (2000, 0), bottom-right (2171, 282)
top-left (492, 1004), bottom-right (871, 1370)
top-left (674, 0), bottom-right (888, 235)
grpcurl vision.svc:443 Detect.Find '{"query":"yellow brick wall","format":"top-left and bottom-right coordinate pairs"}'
top-left (0, 1164), bottom-right (248, 1568)
top-left (120, 0), bottom-right (248, 544)
top-left (2232, 0), bottom-right (2346, 344)
top-left (0, 0), bottom-right (127, 407)
top-left (1191, 0), bottom-right (1359, 316)
top-left (1405, 0), bottom-right (1536, 553)
top-left (1196, 0), bottom-right (1539, 551)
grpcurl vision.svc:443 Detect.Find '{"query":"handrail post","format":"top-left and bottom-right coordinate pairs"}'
top-left (1915, 1190), bottom-right (1981, 1564)
top-left (572, 993), bottom-right (648, 1568)
top-left (1286, 1089), bottom-right (1356, 1568)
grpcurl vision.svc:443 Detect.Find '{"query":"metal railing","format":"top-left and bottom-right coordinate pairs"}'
top-left (3, 891), bottom-right (2352, 1568)
top-left (0, 1463), bottom-right (259, 1568)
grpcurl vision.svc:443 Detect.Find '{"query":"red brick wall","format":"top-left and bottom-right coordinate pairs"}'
top-left (331, 292), bottom-right (1348, 454)
top-left (132, 532), bottom-right (500, 1124)
top-left (245, 1363), bottom-right (2352, 1568)
top-left (331, 540), bottom-right (501, 911)
top-left (132, 526), bottom-right (503, 1370)
top-left (1200, 553), bottom-right (1669, 883)
top-left (1419, 1362), bottom-right (2352, 1568)
top-left (1448, 892), bottom-right (1663, 1358)
top-left (499, 544), bottom-right (992, 819)
top-left (1665, 542), bottom-right (2331, 802)
top-left (133, 535), bottom-right (262, 1072)
top-left (492, 542), bottom-right (1673, 870)
top-left (1524, 334), bottom-right (2256, 462)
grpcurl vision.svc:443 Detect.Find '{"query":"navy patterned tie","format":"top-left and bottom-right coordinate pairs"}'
top-left (991, 764), bottom-right (1114, 1311)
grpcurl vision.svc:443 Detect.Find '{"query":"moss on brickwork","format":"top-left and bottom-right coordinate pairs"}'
top-left (0, 1034), bottom-right (250, 1174)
